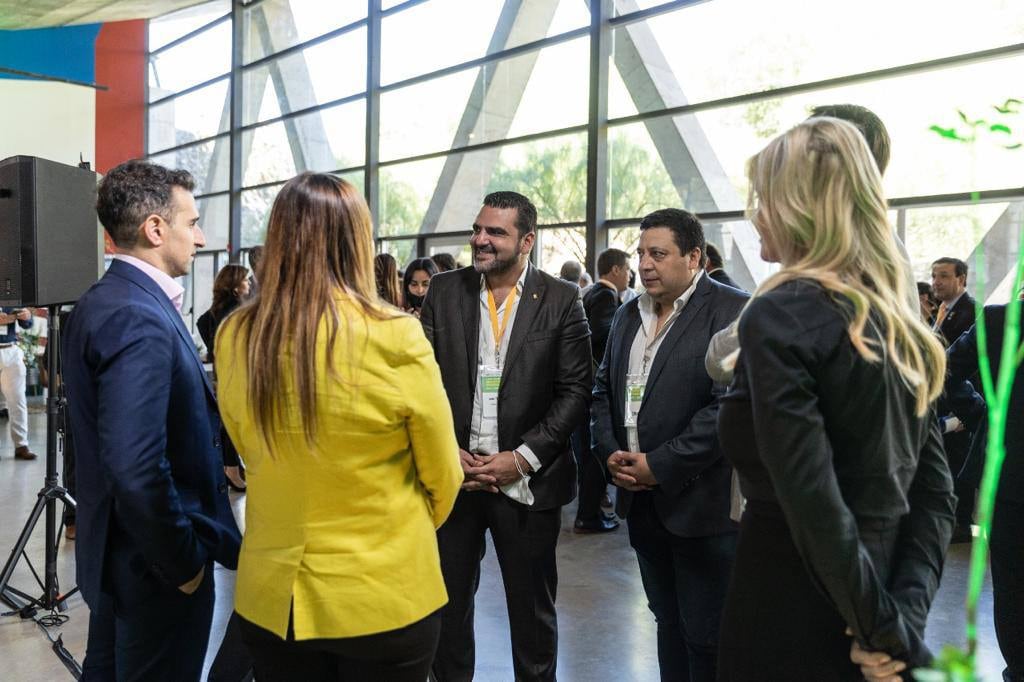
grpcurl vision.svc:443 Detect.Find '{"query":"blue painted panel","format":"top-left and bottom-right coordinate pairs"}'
top-left (0, 24), bottom-right (102, 83)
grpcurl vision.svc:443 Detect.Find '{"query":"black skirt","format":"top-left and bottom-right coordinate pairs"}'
top-left (717, 502), bottom-right (862, 682)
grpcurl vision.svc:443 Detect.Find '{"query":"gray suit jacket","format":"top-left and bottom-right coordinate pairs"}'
top-left (591, 274), bottom-right (748, 536)
top-left (420, 264), bottom-right (593, 511)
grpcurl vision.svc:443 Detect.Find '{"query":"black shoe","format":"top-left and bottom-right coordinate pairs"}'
top-left (950, 525), bottom-right (973, 544)
top-left (574, 516), bottom-right (620, 534)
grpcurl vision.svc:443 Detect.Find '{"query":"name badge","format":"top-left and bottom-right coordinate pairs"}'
top-left (480, 365), bottom-right (501, 420)
top-left (624, 372), bottom-right (646, 426)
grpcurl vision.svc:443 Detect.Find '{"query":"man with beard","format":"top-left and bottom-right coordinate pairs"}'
top-left (420, 191), bottom-right (592, 681)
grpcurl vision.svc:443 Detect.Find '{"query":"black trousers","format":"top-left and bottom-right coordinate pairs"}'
top-left (570, 414), bottom-right (607, 523)
top-left (992, 497), bottom-right (1024, 681)
top-left (433, 492), bottom-right (562, 682)
top-left (237, 609), bottom-right (441, 682)
top-left (81, 564), bottom-right (215, 682)
top-left (627, 493), bottom-right (735, 682)
top-left (945, 430), bottom-right (976, 527)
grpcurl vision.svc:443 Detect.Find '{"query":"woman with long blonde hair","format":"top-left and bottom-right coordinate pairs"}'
top-left (214, 172), bottom-right (462, 681)
top-left (716, 118), bottom-right (955, 681)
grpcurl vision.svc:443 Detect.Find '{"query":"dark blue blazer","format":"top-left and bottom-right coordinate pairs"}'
top-left (591, 274), bottom-right (748, 536)
top-left (62, 259), bottom-right (240, 610)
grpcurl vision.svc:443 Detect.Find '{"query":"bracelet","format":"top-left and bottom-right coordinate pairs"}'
top-left (512, 450), bottom-right (529, 480)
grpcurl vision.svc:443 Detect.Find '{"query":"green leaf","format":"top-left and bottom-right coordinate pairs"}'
top-left (989, 123), bottom-right (1013, 135)
top-left (994, 98), bottom-right (1022, 114)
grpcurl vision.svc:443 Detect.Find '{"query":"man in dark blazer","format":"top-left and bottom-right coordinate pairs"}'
top-left (421, 191), bottom-right (592, 682)
top-left (703, 243), bottom-right (743, 291)
top-left (946, 301), bottom-right (1023, 681)
top-left (931, 256), bottom-right (980, 540)
top-left (572, 248), bottom-right (631, 533)
top-left (592, 209), bottom-right (747, 682)
top-left (62, 161), bottom-right (241, 681)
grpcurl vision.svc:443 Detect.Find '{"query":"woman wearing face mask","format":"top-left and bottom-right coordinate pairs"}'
top-left (198, 264), bottom-right (252, 493)
top-left (403, 257), bottom-right (438, 318)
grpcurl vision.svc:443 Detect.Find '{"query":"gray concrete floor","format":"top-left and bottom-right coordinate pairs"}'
top-left (0, 407), bottom-right (1008, 680)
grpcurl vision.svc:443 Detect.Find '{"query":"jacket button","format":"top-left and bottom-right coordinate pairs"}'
top-left (213, 436), bottom-right (221, 448)
top-left (218, 483), bottom-right (228, 494)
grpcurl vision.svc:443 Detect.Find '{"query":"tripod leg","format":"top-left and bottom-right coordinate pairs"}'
top-left (0, 492), bottom-right (49, 610)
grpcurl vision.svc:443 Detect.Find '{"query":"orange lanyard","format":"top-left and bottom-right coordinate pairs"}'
top-left (486, 285), bottom-right (517, 365)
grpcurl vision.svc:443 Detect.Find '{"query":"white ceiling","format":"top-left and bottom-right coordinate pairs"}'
top-left (0, 0), bottom-right (208, 29)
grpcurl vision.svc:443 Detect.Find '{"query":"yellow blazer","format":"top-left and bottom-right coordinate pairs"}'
top-left (215, 296), bottom-right (462, 640)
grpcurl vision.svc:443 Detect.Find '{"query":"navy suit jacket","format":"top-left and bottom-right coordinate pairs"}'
top-left (62, 259), bottom-right (240, 611)
top-left (591, 274), bottom-right (747, 536)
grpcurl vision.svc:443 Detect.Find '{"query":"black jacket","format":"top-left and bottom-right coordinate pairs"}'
top-left (720, 279), bottom-right (955, 668)
top-left (707, 268), bottom-right (743, 291)
top-left (936, 292), bottom-right (975, 346)
top-left (582, 282), bottom-right (619, 365)
top-left (947, 304), bottom-right (1023, 502)
top-left (420, 265), bottom-right (592, 511)
top-left (591, 274), bottom-right (747, 536)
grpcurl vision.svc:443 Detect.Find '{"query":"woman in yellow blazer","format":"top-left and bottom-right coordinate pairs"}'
top-left (214, 172), bottom-right (463, 681)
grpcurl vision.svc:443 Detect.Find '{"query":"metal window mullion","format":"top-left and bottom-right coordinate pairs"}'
top-left (229, 0), bottom-right (245, 262)
top-left (585, 0), bottom-right (611, 278)
top-left (150, 12), bottom-right (231, 57)
top-left (149, 73), bottom-right (230, 107)
top-left (366, 0), bottom-right (382, 238)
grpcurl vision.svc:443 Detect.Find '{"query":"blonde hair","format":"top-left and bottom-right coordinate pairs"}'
top-left (746, 117), bottom-right (945, 415)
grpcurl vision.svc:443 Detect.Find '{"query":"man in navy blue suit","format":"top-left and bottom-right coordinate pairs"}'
top-left (62, 160), bottom-right (241, 681)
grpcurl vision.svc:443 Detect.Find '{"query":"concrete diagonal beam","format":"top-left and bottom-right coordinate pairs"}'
top-left (966, 201), bottom-right (1024, 303)
top-left (417, 0), bottom-right (560, 235)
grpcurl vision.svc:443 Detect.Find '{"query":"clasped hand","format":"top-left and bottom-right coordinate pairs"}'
top-left (459, 449), bottom-right (530, 492)
top-left (608, 450), bottom-right (657, 491)
top-left (847, 628), bottom-right (907, 681)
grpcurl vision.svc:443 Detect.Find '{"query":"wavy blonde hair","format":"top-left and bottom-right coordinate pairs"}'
top-left (746, 117), bottom-right (945, 415)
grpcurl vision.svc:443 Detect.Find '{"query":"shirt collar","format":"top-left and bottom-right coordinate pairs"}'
top-left (113, 254), bottom-right (186, 312)
top-left (638, 269), bottom-right (703, 320)
top-left (479, 262), bottom-right (529, 297)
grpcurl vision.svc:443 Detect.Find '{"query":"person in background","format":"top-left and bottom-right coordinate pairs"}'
top-left (247, 245), bottom-right (264, 290)
top-left (578, 272), bottom-right (593, 288)
top-left (917, 281), bottom-right (938, 326)
top-left (215, 172), bottom-right (462, 681)
top-left (621, 268), bottom-right (640, 305)
top-left (375, 253), bottom-right (403, 308)
top-left (716, 118), bottom-right (954, 681)
top-left (403, 257), bottom-right (439, 318)
top-left (431, 252), bottom-right (458, 273)
top-left (573, 247), bottom-right (630, 534)
top-left (0, 306), bottom-right (35, 460)
top-left (946, 291), bottom-right (1024, 682)
top-left (704, 243), bottom-right (743, 290)
top-left (197, 264), bottom-right (251, 493)
top-left (930, 256), bottom-right (979, 542)
top-left (559, 260), bottom-right (584, 286)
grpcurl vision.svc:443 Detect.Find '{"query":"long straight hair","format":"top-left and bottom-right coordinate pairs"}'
top-left (374, 253), bottom-right (403, 308)
top-left (234, 172), bottom-right (393, 446)
top-left (746, 118), bottom-right (945, 416)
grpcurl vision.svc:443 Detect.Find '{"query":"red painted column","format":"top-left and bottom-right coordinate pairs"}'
top-left (94, 19), bottom-right (145, 175)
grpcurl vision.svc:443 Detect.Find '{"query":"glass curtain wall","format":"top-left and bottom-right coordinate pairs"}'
top-left (149, 0), bottom-right (1024, 306)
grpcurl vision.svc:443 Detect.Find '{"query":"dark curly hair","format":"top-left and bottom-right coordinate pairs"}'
top-left (96, 160), bottom-right (196, 248)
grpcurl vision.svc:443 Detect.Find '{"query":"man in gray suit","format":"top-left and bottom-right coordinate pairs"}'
top-left (591, 208), bottom-right (747, 682)
top-left (421, 191), bottom-right (592, 682)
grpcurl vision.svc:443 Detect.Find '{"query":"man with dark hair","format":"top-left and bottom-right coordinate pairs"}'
top-left (573, 247), bottom-right (630, 534)
top-left (809, 103), bottom-right (891, 174)
top-left (930, 255), bottom-right (979, 542)
top-left (592, 208), bottom-right (747, 681)
top-left (62, 160), bottom-right (241, 681)
top-left (432, 251), bottom-right (457, 273)
top-left (421, 190), bottom-right (592, 681)
top-left (703, 243), bottom-right (742, 290)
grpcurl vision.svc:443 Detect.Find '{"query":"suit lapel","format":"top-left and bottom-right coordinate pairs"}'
top-left (502, 265), bottom-right (544, 379)
top-left (641, 275), bottom-right (712, 408)
top-left (108, 261), bottom-right (216, 401)
top-left (459, 268), bottom-right (481, 395)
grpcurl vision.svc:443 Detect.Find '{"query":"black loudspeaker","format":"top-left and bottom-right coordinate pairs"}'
top-left (0, 155), bottom-right (103, 307)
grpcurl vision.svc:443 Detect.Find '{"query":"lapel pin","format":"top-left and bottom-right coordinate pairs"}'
top-left (532, 293), bottom-right (538, 299)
